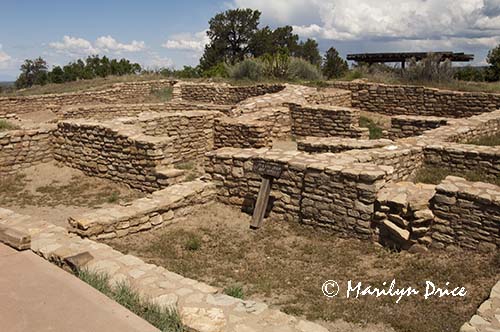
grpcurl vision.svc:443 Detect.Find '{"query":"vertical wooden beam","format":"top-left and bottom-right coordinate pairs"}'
top-left (250, 177), bottom-right (273, 230)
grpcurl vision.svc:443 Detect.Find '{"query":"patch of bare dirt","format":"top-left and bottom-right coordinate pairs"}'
top-left (104, 203), bottom-right (499, 332)
top-left (0, 161), bottom-right (144, 227)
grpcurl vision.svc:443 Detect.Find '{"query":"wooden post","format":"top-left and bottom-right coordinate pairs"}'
top-left (249, 160), bottom-right (283, 230)
top-left (250, 176), bottom-right (273, 229)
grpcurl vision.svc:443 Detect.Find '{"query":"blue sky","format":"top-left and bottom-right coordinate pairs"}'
top-left (1, 0), bottom-right (500, 80)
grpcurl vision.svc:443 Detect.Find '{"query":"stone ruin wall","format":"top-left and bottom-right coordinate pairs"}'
top-left (330, 81), bottom-right (500, 118)
top-left (304, 88), bottom-right (352, 107)
top-left (213, 107), bottom-right (291, 149)
top-left (388, 116), bottom-right (448, 139)
top-left (68, 180), bottom-right (216, 240)
top-left (297, 137), bottom-right (394, 154)
top-left (205, 148), bottom-right (392, 239)
top-left (53, 120), bottom-right (174, 192)
top-left (0, 80), bottom-right (176, 117)
top-left (123, 111), bottom-right (219, 163)
top-left (431, 176), bottom-right (500, 251)
top-left (0, 125), bottom-right (55, 174)
top-left (289, 103), bottom-right (369, 139)
top-left (177, 83), bottom-right (285, 105)
top-left (61, 102), bottom-right (233, 120)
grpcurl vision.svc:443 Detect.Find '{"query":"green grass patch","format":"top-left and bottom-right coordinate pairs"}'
top-left (149, 87), bottom-right (173, 103)
top-left (414, 166), bottom-right (500, 186)
top-left (106, 192), bottom-right (120, 204)
top-left (174, 161), bottom-right (195, 170)
top-left (0, 119), bottom-right (20, 131)
top-left (223, 284), bottom-right (244, 299)
top-left (466, 133), bottom-right (500, 146)
top-left (359, 116), bottom-right (383, 139)
top-left (77, 268), bottom-right (185, 332)
top-left (185, 234), bottom-right (201, 251)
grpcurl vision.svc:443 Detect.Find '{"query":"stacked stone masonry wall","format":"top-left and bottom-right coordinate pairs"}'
top-left (297, 137), bottom-right (394, 154)
top-left (304, 88), bottom-right (352, 107)
top-left (68, 180), bottom-right (215, 239)
top-left (52, 120), bottom-right (174, 192)
top-left (389, 116), bottom-right (448, 139)
top-left (61, 102), bottom-right (232, 120)
top-left (214, 107), bottom-right (291, 149)
top-left (0, 80), bottom-right (176, 116)
top-left (0, 125), bottom-right (55, 174)
top-left (431, 176), bottom-right (500, 251)
top-left (179, 83), bottom-right (285, 105)
top-left (124, 111), bottom-right (218, 163)
top-left (289, 103), bottom-right (369, 139)
top-left (206, 147), bottom-right (394, 238)
top-left (330, 81), bottom-right (500, 118)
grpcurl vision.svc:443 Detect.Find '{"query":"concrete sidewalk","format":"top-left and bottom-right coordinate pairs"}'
top-left (0, 243), bottom-right (159, 332)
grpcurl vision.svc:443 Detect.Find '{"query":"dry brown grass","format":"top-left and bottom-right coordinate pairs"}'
top-left (104, 203), bottom-right (499, 332)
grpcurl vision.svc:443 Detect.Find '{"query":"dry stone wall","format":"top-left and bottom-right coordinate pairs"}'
top-left (214, 107), bottom-right (291, 149)
top-left (0, 125), bottom-right (55, 174)
top-left (61, 102), bottom-right (232, 120)
top-left (205, 147), bottom-right (394, 238)
top-left (289, 103), bottom-right (369, 139)
top-left (305, 88), bottom-right (352, 107)
top-left (431, 176), bottom-right (499, 251)
top-left (0, 80), bottom-right (176, 116)
top-left (68, 180), bottom-right (215, 239)
top-left (298, 137), bottom-right (394, 154)
top-left (124, 111), bottom-right (218, 163)
top-left (53, 119), bottom-right (176, 192)
top-left (389, 116), bottom-right (448, 139)
top-left (178, 83), bottom-right (285, 105)
top-left (330, 81), bottom-right (500, 118)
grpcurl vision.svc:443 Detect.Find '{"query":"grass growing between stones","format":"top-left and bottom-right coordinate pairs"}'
top-left (149, 87), bottom-right (173, 103)
top-left (466, 132), bottom-right (500, 146)
top-left (77, 268), bottom-right (185, 332)
top-left (359, 116), bottom-right (384, 139)
top-left (104, 203), bottom-right (500, 332)
top-left (0, 119), bottom-right (20, 131)
top-left (414, 166), bottom-right (500, 186)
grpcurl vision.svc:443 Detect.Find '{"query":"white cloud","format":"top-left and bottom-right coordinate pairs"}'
top-left (0, 44), bottom-right (13, 70)
top-left (147, 52), bottom-right (174, 68)
top-left (232, 0), bottom-right (500, 43)
top-left (95, 35), bottom-right (145, 52)
top-left (49, 35), bottom-right (145, 56)
top-left (162, 31), bottom-right (209, 52)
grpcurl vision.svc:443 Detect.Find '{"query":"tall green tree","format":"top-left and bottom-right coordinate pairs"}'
top-left (486, 44), bottom-right (500, 81)
top-left (296, 38), bottom-right (321, 66)
top-left (322, 47), bottom-right (348, 79)
top-left (15, 57), bottom-right (49, 88)
top-left (200, 8), bottom-right (261, 70)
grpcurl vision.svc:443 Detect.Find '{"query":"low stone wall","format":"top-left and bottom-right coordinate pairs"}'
top-left (431, 176), bottom-right (500, 251)
top-left (0, 80), bottom-right (176, 116)
top-left (214, 107), bottom-right (290, 149)
top-left (68, 180), bottom-right (215, 239)
top-left (330, 81), bottom-right (500, 118)
top-left (297, 137), bottom-right (393, 154)
top-left (289, 103), bottom-right (369, 139)
top-left (305, 88), bottom-right (352, 107)
top-left (375, 182), bottom-right (436, 251)
top-left (61, 102), bottom-right (232, 120)
top-left (124, 111), bottom-right (219, 163)
top-left (424, 143), bottom-right (499, 180)
top-left (53, 119), bottom-right (176, 192)
top-left (0, 125), bottom-right (55, 174)
top-left (206, 147), bottom-right (393, 239)
top-left (178, 82), bottom-right (285, 105)
top-left (389, 116), bottom-right (448, 139)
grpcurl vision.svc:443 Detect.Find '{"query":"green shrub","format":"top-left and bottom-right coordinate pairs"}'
top-left (203, 62), bottom-right (229, 78)
top-left (227, 58), bottom-right (264, 80)
top-left (359, 116), bottom-right (383, 139)
top-left (224, 284), bottom-right (244, 299)
top-left (260, 52), bottom-right (290, 79)
top-left (401, 53), bottom-right (454, 83)
top-left (185, 235), bottom-right (201, 251)
top-left (288, 57), bottom-right (323, 81)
